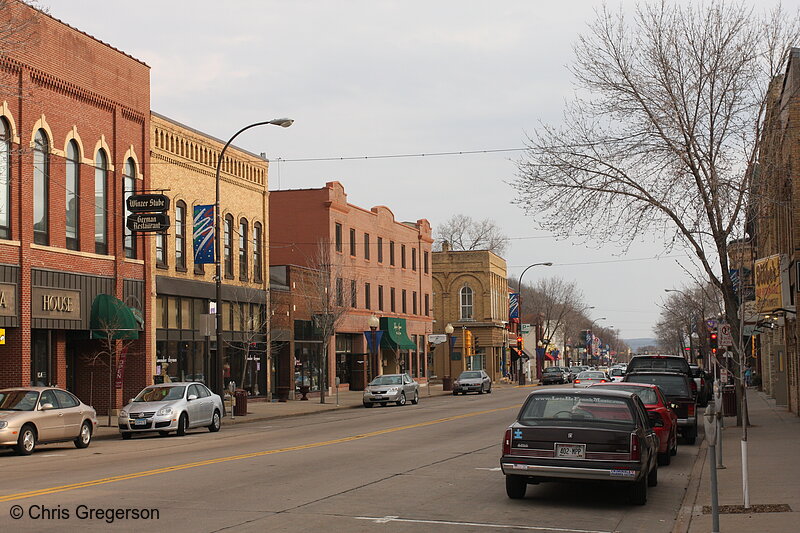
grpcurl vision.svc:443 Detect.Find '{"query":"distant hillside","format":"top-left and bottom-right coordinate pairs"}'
top-left (624, 338), bottom-right (657, 351)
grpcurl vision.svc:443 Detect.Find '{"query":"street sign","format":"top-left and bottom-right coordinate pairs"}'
top-left (126, 213), bottom-right (170, 232)
top-left (719, 323), bottom-right (733, 347)
top-left (0, 328), bottom-right (5, 344)
top-left (706, 318), bottom-right (719, 331)
top-left (521, 323), bottom-right (532, 334)
top-left (428, 334), bottom-right (447, 344)
top-left (126, 194), bottom-right (170, 213)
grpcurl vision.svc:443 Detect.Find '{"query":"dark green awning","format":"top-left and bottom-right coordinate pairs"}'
top-left (379, 317), bottom-right (416, 350)
top-left (90, 294), bottom-right (140, 340)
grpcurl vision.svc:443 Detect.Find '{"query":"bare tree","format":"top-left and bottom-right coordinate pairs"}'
top-left (0, 1), bottom-right (45, 97)
top-left (513, 2), bottom-right (800, 426)
top-left (87, 316), bottom-right (139, 426)
top-left (299, 240), bottom-right (351, 404)
top-left (435, 214), bottom-right (509, 255)
top-left (224, 287), bottom-right (268, 396)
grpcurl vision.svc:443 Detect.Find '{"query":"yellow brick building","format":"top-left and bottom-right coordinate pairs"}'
top-left (432, 243), bottom-right (509, 381)
top-left (149, 113), bottom-right (270, 396)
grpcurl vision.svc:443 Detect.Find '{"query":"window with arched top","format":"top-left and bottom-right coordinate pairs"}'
top-left (33, 129), bottom-right (50, 245)
top-left (460, 284), bottom-right (474, 320)
top-left (65, 140), bottom-right (80, 250)
top-left (123, 158), bottom-right (137, 258)
top-left (0, 118), bottom-right (11, 239)
top-left (224, 214), bottom-right (233, 278)
top-left (253, 222), bottom-right (263, 282)
top-left (94, 149), bottom-right (108, 254)
top-left (175, 201), bottom-right (187, 271)
top-left (238, 218), bottom-right (248, 280)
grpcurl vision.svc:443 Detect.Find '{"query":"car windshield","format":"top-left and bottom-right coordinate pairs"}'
top-left (519, 394), bottom-right (634, 427)
top-left (629, 358), bottom-right (688, 373)
top-left (578, 371), bottom-right (605, 379)
top-left (610, 369), bottom-right (625, 376)
top-left (459, 372), bottom-right (482, 379)
top-left (596, 385), bottom-right (658, 404)
top-left (625, 375), bottom-right (689, 397)
top-left (134, 386), bottom-right (186, 402)
top-left (543, 368), bottom-right (561, 374)
top-left (370, 376), bottom-right (402, 386)
top-left (0, 390), bottom-right (39, 411)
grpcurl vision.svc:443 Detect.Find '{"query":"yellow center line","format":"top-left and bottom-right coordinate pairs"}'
top-left (0, 404), bottom-right (517, 503)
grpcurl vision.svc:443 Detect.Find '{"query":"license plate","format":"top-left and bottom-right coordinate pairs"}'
top-left (372, 396), bottom-right (385, 400)
top-left (555, 443), bottom-right (586, 459)
top-left (134, 418), bottom-right (147, 426)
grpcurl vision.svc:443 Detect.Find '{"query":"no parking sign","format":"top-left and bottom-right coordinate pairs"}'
top-left (719, 323), bottom-right (733, 347)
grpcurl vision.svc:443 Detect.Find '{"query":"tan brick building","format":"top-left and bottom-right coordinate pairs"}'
top-left (149, 113), bottom-right (270, 397)
top-left (432, 243), bottom-right (509, 382)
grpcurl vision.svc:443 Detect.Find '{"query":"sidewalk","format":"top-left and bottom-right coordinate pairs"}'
top-left (678, 389), bottom-right (800, 533)
top-left (91, 382), bottom-right (492, 441)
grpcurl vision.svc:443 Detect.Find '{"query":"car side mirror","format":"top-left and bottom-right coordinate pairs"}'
top-left (669, 403), bottom-right (679, 410)
top-left (40, 403), bottom-right (54, 410)
top-left (187, 394), bottom-right (198, 401)
top-left (129, 398), bottom-right (135, 405)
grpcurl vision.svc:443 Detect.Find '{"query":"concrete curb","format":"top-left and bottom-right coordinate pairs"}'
top-left (672, 437), bottom-right (709, 533)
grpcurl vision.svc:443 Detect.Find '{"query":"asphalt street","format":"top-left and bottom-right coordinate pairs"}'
top-left (0, 386), bottom-right (702, 532)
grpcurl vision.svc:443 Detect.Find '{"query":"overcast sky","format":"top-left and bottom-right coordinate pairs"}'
top-left (49, 0), bottom-right (798, 339)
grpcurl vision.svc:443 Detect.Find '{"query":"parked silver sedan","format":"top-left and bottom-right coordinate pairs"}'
top-left (0, 387), bottom-right (97, 455)
top-left (453, 370), bottom-right (492, 395)
top-left (119, 382), bottom-right (223, 439)
top-left (363, 374), bottom-right (419, 407)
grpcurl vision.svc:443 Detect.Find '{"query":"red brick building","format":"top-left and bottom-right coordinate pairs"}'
top-left (0, 2), bottom-right (151, 413)
top-left (270, 182), bottom-right (433, 395)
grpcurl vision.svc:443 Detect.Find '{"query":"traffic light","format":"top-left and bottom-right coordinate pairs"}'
top-left (464, 329), bottom-right (473, 356)
top-left (709, 330), bottom-right (718, 354)
top-left (474, 336), bottom-right (480, 353)
top-left (516, 335), bottom-right (524, 351)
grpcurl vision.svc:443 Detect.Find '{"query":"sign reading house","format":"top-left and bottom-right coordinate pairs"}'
top-left (127, 213), bottom-right (171, 232)
top-left (126, 194), bottom-right (170, 213)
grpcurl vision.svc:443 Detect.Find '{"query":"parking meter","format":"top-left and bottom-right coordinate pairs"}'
top-left (704, 403), bottom-right (718, 446)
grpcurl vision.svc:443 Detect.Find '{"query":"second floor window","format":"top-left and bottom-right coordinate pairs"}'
top-left (123, 159), bottom-right (137, 258)
top-left (0, 118), bottom-right (10, 239)
top-left (239, 219), bottom-right (248, 280)
top-left (401, 244), bottom-right (406, 268)
top-left (351, 279), bottom-right (357, 307)
top-left (460, 284), bottom-right (474, 320)
top-left (65, 141), bottom-right (80, 250)
top-left (390, 287), bottom-right (396, 312)
top-left (253, 222), bottom-right (263, 282)
top-left (94, 149), bottom-right (108, 254)
top-left (364, 233), bottom-right (370, 260)
top-left (412, 291), bottom-right (417, 315)
top-left (350, 228), bottom-right (356, 256)
top-left (224, 215), bottom-right (233, 278)
top-left (335, 223), bottom-right (342, 252)
top-left (402, 289), bottom-right (407, 314)
top-left (425, 293), bottom-right (430, 316)
top-left (336, 278), bottom-right (344, 306)
top-left (365, 282), bottom-right (371, 310)
top-left (377, 237), bottom-right (383, 263)
top-left (378, 285), bottom-right (384, 311)
top-left (33, 129), bottom-right (49, 245)
top-left (175, 201), bottom-right (186, 271)
top-left (156, 232), bottom-right (166, 267)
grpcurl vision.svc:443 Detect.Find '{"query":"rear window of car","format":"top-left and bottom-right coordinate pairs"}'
top-left (625, 374), bottom-right (689, 397)
top-left (594, 384), bottom-right (658, 404)
top-left (628, 357), bottom-right (689, 374)
top-left (519, 394), bottom-right (634, 427)
top-left (610, 369), bottom-right (624, 376)
top-left (578, 371), bottom-right (605, 379)
top-left (543, 368), bottom-right (561, 374)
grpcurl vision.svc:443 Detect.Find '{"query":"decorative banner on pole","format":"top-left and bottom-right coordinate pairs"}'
top-left (115, 347), bottom-right (128, 389)
top-left (509, 293), bottom-right (520, 321)
top-left (363, 330), bottom-right (384, 353)
top-left (193, 205), bottom-right (215, 264)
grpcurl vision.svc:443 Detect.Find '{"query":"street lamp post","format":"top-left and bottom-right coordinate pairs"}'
top-left (443, 323), bottom-right (454, 391)
top-left (516, 262), bottom-right (553, 383)
top-left (368, 314), bottom-right (380, 383)
top-left (214, 118), bottom-right (293, 398)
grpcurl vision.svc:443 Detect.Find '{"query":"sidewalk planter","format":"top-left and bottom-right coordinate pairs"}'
top-left (234, 390), bottom-right (248, 416)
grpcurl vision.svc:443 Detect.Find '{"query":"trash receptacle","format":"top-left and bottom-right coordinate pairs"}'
top-left (722, 385), bottom-right (737, 417)
top-left (234, 389), bottom-right (248, 416)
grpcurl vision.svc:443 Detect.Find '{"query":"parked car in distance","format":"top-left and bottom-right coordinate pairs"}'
top-left (501, 388), bottom-right (660, 505)
top-left (541, 366), bottom-right (569, 385)
top-left (591, 382), bottom-right (678, 465)
top-left (453, 370), bottom-right (492, 395)
top-left (119, 382), bottom-right (223, 439)
top-left (363, 374), bottom-right (419, 407)
top-left (573, 371), bottom-right (609, 388)
top-left (0, 387), bottom-right (97, 455)
top-left (609, 368), bottom-right (626, 382)
top-left (689, 364), bottom-right (712, 407)
top-left (623, 371), bottom-right (698, 444)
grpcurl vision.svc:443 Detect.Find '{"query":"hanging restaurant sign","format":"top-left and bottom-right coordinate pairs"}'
top-left (126, 213), bottom-right (171, 232)
top-left (126, 194), bottom-right (170, 213)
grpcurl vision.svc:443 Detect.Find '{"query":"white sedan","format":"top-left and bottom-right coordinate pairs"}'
top-left (572, 371), bottom-right (610, 388)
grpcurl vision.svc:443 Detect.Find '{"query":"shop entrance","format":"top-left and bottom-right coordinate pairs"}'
top-left (31, 330), bottom-right (51, 386)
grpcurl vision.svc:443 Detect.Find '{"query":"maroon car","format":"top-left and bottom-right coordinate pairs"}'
top-left (501, 388), bottom-right (660, 505)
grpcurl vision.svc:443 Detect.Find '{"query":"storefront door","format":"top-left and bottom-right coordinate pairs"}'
top-left (31, 330), bottom-right (50, 386)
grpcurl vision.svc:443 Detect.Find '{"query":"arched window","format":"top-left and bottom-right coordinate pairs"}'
top-left (460, 284), bottom-right (474, 320)
top-left (253, 222), bottom-right (263, 282)
top-left (175, 201), bottom-right (187, 271)
top-left (123, 158), bottom-right (137, 258)
top-left (224, 214), bottom-right (233, 278)
top-left (94, 149), bottom-right (108, 254)
top-left (238, 218), bottom-right (248, 280)
top-left (156, 231), bottom-right (166, 267)
top-left (65, 140), bottom-right (80, 250)
top-left (33, 129), bottom-right (49, 245)
top-left (0, 118), bottom-right (10, 239)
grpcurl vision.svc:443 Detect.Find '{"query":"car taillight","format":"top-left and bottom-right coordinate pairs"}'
top-left (574, 379), bottom-right (581, 384)
top-left (690, 379), bottom-right (698, 395)
top-left (688, 403), bottom-right (695, 416)
top-left (600, 379), bottom-right (606, 383)
top-left (630, 434), bottom-right (641, 461)
top-left (503, 428), bottom-right (512, 455)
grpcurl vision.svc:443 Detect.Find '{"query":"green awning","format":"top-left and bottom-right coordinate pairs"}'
top-left (90, 294), bottom-right (140, 340)
top-left (379, 317), bottom-right (416, 350)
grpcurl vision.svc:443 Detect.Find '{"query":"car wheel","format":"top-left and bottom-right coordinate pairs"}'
top-left (452, 390), bottom-right (458, 396)
top-left (15, 424), bottom-right (36, 456)
top-left (629, 474), bottom-right (647, 505)
top-left (479, 386), bottom-right (484, 394)
top-left (121, 432), bottom-right (132, 440)
top-left (670, 433), bottom-right (678, 456)
top-left (176, 412), bottom-right (189, 436)
top-left (487, 386), bottom-right (492, 394)
top-left (657, 446), bottom-right (671, 465)
top-left (647, 462), bottom-right (658, 487)
top-left (397, 392), bottom-right (406, 406)
top-left (207, 410), bottom-right (221, 432)
top-left (74, 421), bottom-right (92, 449)
top-left (363, 402), bottom-right (374, 408)
top-left (461, 391), bottom-right (467, 395)
top-left (411, 391), bottom-right (419, 405)
top-left (505, 475), bottom-right (527, 499)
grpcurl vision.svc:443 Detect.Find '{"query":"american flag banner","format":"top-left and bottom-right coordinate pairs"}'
top-left (193, 205), bottom-right (215, 264)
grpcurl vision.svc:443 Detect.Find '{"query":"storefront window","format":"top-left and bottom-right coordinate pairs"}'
top-left (167, 297), bottom-right (178, 329)
top-left (295, 343), bottom-right (321, 392)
